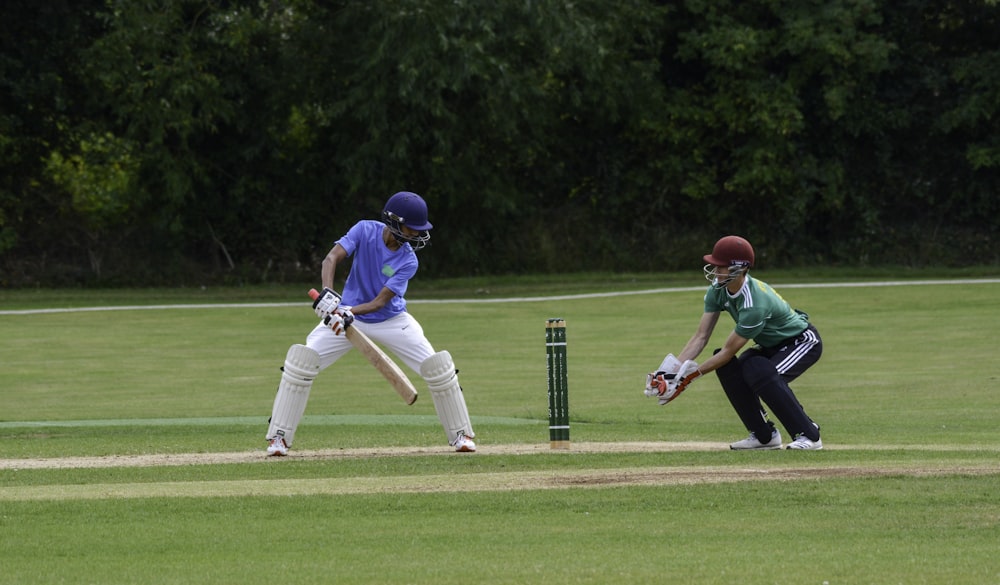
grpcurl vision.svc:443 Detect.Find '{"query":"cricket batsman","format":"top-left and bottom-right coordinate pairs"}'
top-left (265, 191), bottom-right (477, 456)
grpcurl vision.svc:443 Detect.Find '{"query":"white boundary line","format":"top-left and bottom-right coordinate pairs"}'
top-left (2, 278), bottom-right (998, 315)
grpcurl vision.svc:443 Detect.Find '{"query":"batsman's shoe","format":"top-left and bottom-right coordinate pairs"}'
top-left (730, 430), bottom-right (782, 450)
top-left (266, 437), bottom-right (289, 456)
top-left (454, 433), bottom-right (476, 453)
top-left (786, 434), bottom-right (823, 450)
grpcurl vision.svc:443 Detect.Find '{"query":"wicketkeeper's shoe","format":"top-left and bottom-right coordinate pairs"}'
top-left (454, 433), bottom-right (476, 453)
top-left (266, 437), bottom-right (289, 456)
top-left (730, 429), bottom-right (782, 450)
top-left (786, 434), bottom-right (823, 450)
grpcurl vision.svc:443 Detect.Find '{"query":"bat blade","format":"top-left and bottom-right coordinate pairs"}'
top-left (344, 327), bottom-right (419, 405)
top-left (308, 288), bottom-right (418, 405)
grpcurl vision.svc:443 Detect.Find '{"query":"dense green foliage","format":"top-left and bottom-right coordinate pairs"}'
top-left (2, 0), bottom-right (998, 286)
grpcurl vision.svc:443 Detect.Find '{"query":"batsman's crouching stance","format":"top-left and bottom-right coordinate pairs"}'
top-left (645, 235), bottom-right (824, 450)
top-left (265, 192), bottom-right (476, 456)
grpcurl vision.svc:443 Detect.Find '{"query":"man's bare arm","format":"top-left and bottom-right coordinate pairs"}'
top-left (678, 312), bottom-right (720, 362)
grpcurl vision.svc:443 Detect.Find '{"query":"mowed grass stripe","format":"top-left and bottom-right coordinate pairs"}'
top-left (3, 463), bottom-right (996, 501)
top-left (0, 414), bottom-right (538, 429)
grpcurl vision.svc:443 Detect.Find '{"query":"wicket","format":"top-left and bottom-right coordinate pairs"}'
top-left (546, 318), bottom-right (570, 449)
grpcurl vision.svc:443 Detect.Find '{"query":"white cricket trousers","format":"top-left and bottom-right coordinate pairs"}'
top-left (305, 312), bottom-right (435, 375)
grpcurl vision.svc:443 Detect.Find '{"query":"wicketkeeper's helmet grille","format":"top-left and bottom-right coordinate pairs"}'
top-left (703, 235), bottom-right (755, 288)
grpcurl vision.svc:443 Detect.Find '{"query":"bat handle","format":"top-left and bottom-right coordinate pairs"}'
top-left (308, 288), bottom-right (319, 300)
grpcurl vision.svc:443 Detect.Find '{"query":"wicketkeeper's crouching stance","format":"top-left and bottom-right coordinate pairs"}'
top-left (644, 235), bottom-right (824, 450)
top-left (265, 192), bottom-right (476, 456)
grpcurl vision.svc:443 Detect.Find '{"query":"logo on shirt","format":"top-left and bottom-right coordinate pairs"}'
top-left (382, 264), bottom-right (396, 277)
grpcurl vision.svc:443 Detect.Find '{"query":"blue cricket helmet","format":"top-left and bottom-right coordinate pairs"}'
top-left (382, 191), bottom-right (432, 250)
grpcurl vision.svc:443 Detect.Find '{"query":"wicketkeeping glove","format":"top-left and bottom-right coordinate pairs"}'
top-left (312, 287), bottom-right (341, 319)
top-left (327, 306), bottom-right (354, 336)
top-left (644, 353), bottom-right (680, 398)
top-left (661, 360), bottom-right (702, 405)
top-left (645, 371), bottom-right (676, 397)
top-left (646, 358), bottom-right (702, 405)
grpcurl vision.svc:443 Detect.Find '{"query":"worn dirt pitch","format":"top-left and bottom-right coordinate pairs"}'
top-left (3, 440), bottom-right (997, 471)
top-left (3, 442), bottom-right (997, 501)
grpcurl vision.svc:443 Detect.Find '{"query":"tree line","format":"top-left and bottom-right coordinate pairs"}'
top-left (2, 0), bottom-right (997, 287)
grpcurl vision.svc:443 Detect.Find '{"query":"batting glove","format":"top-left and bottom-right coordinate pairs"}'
top-left (328, 306), bottom-right (354, 336)
top-left (312, 287), bottom-right (341, 319)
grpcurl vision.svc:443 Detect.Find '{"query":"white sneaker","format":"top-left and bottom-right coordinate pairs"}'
top-left (266, 437), bottom-right (289, 456)
top-left (454, 433), bottom-right (476, 453)
top-left (730, 429), bottom-right (782, 450)
top-left (786, 434), bottom-right (823, 450)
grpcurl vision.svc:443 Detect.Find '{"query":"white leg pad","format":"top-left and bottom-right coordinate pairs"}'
top-left (420, 350), bottom-right (474, 446)
top-left (266, 344), bottom-right (320, 447)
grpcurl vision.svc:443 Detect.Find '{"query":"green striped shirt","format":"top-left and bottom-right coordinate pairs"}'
top-left (703, 276), bottom-right (809, 348)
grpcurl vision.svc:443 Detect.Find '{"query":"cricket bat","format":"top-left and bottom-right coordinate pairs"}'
top-left (308, 289), bottom-right (418, 405)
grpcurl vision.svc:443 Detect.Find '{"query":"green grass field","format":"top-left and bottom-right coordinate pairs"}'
top-left (2, 273), bottom-right (999, 584)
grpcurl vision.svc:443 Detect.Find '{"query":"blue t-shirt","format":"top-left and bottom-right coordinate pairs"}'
top-left (336, 220), bottom-right (418, 323)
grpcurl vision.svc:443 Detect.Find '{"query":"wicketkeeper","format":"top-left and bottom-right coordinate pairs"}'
top-left (645, 235), bottom-right (824, 450)
top-left (265, 191), bottom-right (477, 456)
